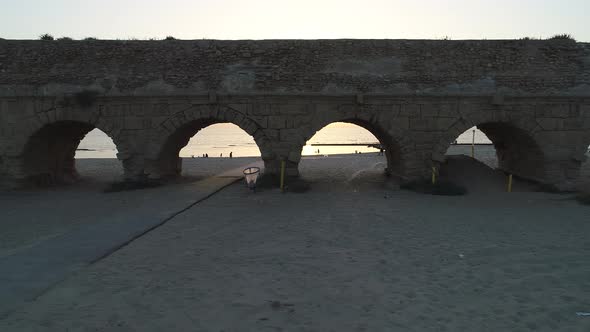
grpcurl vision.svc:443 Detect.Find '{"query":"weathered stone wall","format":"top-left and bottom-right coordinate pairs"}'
top-left (1, 94), bottom-right (589, 189)
top-left (1, 39), bottom-right (589, 96)
top-left (0, 39), bottom-right (590, 189)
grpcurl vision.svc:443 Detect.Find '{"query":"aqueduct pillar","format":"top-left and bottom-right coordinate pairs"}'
top-left (0, 39), bottom-right (589, 190)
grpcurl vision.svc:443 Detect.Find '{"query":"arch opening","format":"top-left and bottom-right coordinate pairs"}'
top-left (441, 122), bottom-right (546, 190)
top-left (151, 121), bottom-right (262, 179)
top-left (298, 121), bottom-right (401, 189)
top-left (577, 144), bottom-right (590, 191)
top-left (22, 121), bottom-right (121, 185)
top-left (76, 128), bottom-right (118, 159)
top-left (445, 126), bottom-right (496, 168)
top-left (477, 122), bottom-right (545, 180)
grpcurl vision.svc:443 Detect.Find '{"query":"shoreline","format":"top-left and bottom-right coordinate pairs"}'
top-left (71, 146), bottom-right (590, 191)
top-left (74, 142), bottom-right (498, 159)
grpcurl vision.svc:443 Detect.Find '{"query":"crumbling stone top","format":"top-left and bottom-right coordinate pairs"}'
top-left (0, 39), bottom-right (589, 97)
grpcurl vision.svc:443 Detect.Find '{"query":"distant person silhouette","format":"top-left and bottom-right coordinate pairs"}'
top-left (230, 152), bottom-right (233, 158)
top-left (220, 153), bottom-right (223, 157)
top-left (205, 153), bottom-right (208, 158)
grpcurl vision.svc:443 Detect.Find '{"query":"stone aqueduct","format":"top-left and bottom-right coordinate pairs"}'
top-left (0, 39), bottom-right (589, 189)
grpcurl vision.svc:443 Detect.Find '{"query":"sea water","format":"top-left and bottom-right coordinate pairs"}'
top-left (75, 123), bottom-right (491, 159)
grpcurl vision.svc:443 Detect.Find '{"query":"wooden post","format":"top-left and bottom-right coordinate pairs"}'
top-left (431, 166), bottom-right (437, 185)
top-left (507, 174), bottom-right (513, 192)
top-left (280, 160), bottom-right (286, 192)
top-left (471, 129), bottom-right (475, 158)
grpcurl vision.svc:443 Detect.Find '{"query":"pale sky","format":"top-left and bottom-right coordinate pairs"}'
top-left (0, 0), bottom-right (588, 41)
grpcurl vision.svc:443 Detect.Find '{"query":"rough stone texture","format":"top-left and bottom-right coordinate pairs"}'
top-left (0, 39), bottom-right (589, 189)
top-left (1, 39), bottom-right (590, 96)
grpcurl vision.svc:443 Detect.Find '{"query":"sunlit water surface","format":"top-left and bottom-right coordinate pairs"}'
top-left (75, 123), bottom-right (492, 159)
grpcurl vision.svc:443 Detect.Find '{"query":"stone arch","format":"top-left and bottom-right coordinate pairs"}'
top-left (571, 134), bottom-right (590, 164)
top-left (432, 112), bottom-right (546, 182)
top-left (576, 130), bottom-right (590, 189)
top-left (145, 105), bottom-right (271, 178)
top-left (298, 109), bottom-right (420, 180)
top-left (6, 107), bottom-right (131, 185)
top-left (558, 126), bottom-right (590, 191)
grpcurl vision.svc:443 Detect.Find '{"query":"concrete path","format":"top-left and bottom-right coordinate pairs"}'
top-left (0, 161), bottom-right (263, 318)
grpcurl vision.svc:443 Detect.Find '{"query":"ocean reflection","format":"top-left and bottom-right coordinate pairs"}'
top-left (75, 123), bottom-right (492, 159)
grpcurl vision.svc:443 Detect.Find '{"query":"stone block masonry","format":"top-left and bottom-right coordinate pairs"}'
top-left (0, 39), bottom-right (589, 189)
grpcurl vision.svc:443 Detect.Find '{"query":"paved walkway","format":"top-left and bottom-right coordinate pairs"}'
top-left (0, 162), bottom-right (263, 318)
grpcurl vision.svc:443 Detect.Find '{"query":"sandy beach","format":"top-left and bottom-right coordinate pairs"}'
top-left (0, 157), bottom-right (260, 258)
top-left (1, 148), bottom-right (590, 331)
top-left (3, 1), bottom-right (590, 330)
